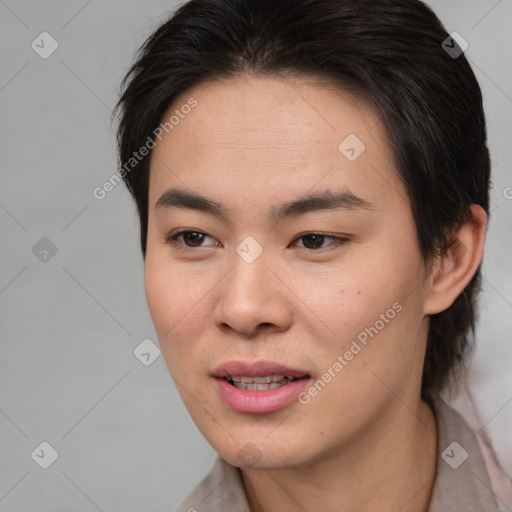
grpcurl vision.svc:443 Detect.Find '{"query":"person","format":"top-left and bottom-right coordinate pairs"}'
top-left (114, 0), bottom-right (501, 510)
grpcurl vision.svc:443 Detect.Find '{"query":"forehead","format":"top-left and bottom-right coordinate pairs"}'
top-left (148, 75), bottom-right (405, 210)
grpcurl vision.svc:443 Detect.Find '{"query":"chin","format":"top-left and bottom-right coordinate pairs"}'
top-left (207, 430), bottom-right (313, 470)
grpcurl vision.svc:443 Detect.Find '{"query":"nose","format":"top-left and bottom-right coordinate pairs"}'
top-left (212, 254), bottom-right (293, 338)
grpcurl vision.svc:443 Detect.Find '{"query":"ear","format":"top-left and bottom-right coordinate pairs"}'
top-left (424, 204), bottom-right (487, 316)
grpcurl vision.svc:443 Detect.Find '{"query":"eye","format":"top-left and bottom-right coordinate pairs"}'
top-left (165, 231), bottom-right (348, 251)
top-left (166, 230), bottom-right (220, 248)
top-left (292, 233), bottom-right (348, 250)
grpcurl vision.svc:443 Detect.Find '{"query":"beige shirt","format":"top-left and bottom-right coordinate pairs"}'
top-left (175, 397), bottom-right (499, 511)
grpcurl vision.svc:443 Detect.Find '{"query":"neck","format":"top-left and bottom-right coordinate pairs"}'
top-left (241, 397), bottom-right (438, 512)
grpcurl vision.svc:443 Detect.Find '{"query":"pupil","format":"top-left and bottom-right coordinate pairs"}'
top-left (184, 232), bottom-right (204, 247)
top-left (303, 234), bottom-right (324, 249)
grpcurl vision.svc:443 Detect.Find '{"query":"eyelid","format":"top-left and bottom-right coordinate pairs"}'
top-left (290, 233), bottom-right (350, 251)
top-left (165, 229), bottom-right (220, 248)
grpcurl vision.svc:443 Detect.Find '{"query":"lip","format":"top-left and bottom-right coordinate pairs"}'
top-left (212, 360), bottom-right (311, 414)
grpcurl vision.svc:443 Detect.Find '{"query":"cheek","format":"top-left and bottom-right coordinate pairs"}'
top-left (144, 254), bottom-right (203, 354)
top-left (286, 258), bottom-right (406, 344)
top-left (145, 256), bottom-right (174, 332)
top-left (293, 245), bottom-right (426, 377)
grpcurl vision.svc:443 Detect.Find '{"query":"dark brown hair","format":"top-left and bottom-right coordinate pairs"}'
top-left (114, 0), bottom-right (490, 398)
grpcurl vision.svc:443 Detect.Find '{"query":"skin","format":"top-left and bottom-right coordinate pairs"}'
top-left (144, 75), bottom-right (487, 512)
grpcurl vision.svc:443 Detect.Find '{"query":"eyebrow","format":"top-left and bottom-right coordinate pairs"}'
top-left (155, 187), bottom-right (374, 222)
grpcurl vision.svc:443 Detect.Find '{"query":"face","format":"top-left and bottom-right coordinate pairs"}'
top-left (145, 75), bottom-right (432, 469)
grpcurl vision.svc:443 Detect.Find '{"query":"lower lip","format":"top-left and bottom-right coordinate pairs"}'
top-left (214, 377), bottom-right (311, 414)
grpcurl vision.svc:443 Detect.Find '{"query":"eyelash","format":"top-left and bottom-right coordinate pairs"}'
top-left (165, 230), bottom-right (349, 252)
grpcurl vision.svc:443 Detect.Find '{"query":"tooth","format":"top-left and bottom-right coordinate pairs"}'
top-left (272, 375), bottom-right (285, 381)
top-left (231, 378), bottom-right (296, 391)
top-left (252, 376), bottom-right (273, 384)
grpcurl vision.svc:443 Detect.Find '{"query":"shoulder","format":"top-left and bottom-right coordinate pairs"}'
top-left (428, 396), bottom-right (499, 511)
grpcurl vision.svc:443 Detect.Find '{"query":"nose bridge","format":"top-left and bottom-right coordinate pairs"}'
top-left (228, 234), bottom-right (271, 292)
top-left (228, 242), bottom-right (273, 303)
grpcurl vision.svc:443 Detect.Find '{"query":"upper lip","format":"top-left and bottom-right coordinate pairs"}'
top-left (212, 360), bottom-right (310, 379)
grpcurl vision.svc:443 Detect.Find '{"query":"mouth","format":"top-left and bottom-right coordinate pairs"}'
top-left (212, 361), bottom-right (311, 413)
top-left (223, 375), bottom-right (307, 391)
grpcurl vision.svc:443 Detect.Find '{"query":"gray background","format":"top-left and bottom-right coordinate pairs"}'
top-left (0, 0), bottom-right (511, 510)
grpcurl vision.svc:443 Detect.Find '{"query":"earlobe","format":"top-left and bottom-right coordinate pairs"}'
top-left (424, 205), bottom-right (487, 316)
